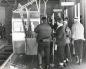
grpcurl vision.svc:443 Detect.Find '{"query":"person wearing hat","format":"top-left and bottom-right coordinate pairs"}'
top-left (35, 17), bottom-right (52, 69)
top-left (71, 17), bottom-right (85, 64)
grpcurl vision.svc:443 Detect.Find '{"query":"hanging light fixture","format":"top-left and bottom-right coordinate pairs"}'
top-left (53, 9), bottom-right (62, 12)
top-left (61, 2), bottom-right (75, 6)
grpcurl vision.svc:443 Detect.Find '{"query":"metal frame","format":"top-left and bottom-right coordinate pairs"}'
top-left (12, 0), bottom-right (40, 54)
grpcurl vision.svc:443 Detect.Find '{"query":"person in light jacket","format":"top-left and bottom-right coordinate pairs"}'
top-left (71, 18), bottom-right (85, 64)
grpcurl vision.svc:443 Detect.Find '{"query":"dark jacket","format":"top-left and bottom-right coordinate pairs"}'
top-left (55, 26), bottom-right (66, 46)
top-left (35, 23), bottom-right (52, 42)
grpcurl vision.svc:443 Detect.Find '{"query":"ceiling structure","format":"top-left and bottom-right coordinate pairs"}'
top-left (0, 0), bottom-right (62, 17)
top-left (13, 0), bottom-right (60, 16)
top-left (0, 0), bottom-right (60, 4)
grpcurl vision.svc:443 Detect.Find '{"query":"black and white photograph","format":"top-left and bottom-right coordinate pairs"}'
top-left (0, 0), bottom-right (86, 69)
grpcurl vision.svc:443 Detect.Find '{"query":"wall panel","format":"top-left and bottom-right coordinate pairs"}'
top-left (80, 0), bottom-right (86, 58)
top-left (0, 7), bottom-right (5, 25)
top-left (5, 6), bottom-right (12, 43)
top-left (80, 0), bottom-right (86, 38)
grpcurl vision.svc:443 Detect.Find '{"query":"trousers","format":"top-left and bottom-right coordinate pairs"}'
top-left (38, 42), bottom-right (50, 65)
top-left (74, 39), bottom-right (83, 59)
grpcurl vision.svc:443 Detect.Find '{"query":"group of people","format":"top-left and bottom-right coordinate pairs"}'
top-left (34, 16), bottom-right (85, 69)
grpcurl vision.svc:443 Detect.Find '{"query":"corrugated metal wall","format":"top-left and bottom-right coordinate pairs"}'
top-left (80, 0), bottom-right (86, 58)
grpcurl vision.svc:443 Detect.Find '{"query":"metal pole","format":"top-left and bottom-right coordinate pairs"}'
top-left (25, 8), bottom-right (31, 53)
top-left (21, 14), bottom-right (27, 54)
top-left (44, 2), bottom-right (46, 17)
top-left (43, 0), bottom-right (48, 17)
top-left (52, 38), bottom-right (55, 63)
top-left (36, 0), bottom-right (39, 12)
top-left (39, 0), bottom-right (41, 24)
top-left (50, 13), bottom-right (55, 66)
top-left (19, 8), bottom-right (28, 54)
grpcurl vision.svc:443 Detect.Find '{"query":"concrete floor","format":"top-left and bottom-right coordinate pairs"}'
top-left (1, 54), bottom-right (86, 69)
top-left (64, 62), bottom-right (86, 69)
top-left (0, 39), bottom-right (86, 69)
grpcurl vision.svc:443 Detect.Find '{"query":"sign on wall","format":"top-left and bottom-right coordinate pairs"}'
top-left (12, 21), bottom-right (24, 32)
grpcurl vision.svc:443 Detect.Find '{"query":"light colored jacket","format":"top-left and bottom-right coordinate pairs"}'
top-left (65, 27), bottom-right (71, 44)
top-left (71, 22), bottom-right (85, 40)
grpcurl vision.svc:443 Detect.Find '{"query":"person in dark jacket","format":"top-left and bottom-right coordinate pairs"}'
top-left (55, 18), bottom-right (66, 66)
top-left (35, 17), bottom-right (52, 69)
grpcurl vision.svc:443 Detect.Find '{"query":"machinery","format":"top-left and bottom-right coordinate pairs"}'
top-left (10, 0), bottom-right (40, 69)
top-left (12, 0), bottom-right (40, 55)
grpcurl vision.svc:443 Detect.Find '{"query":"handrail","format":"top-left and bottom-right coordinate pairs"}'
top-left (0, 53), bottom-right (14, 69)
